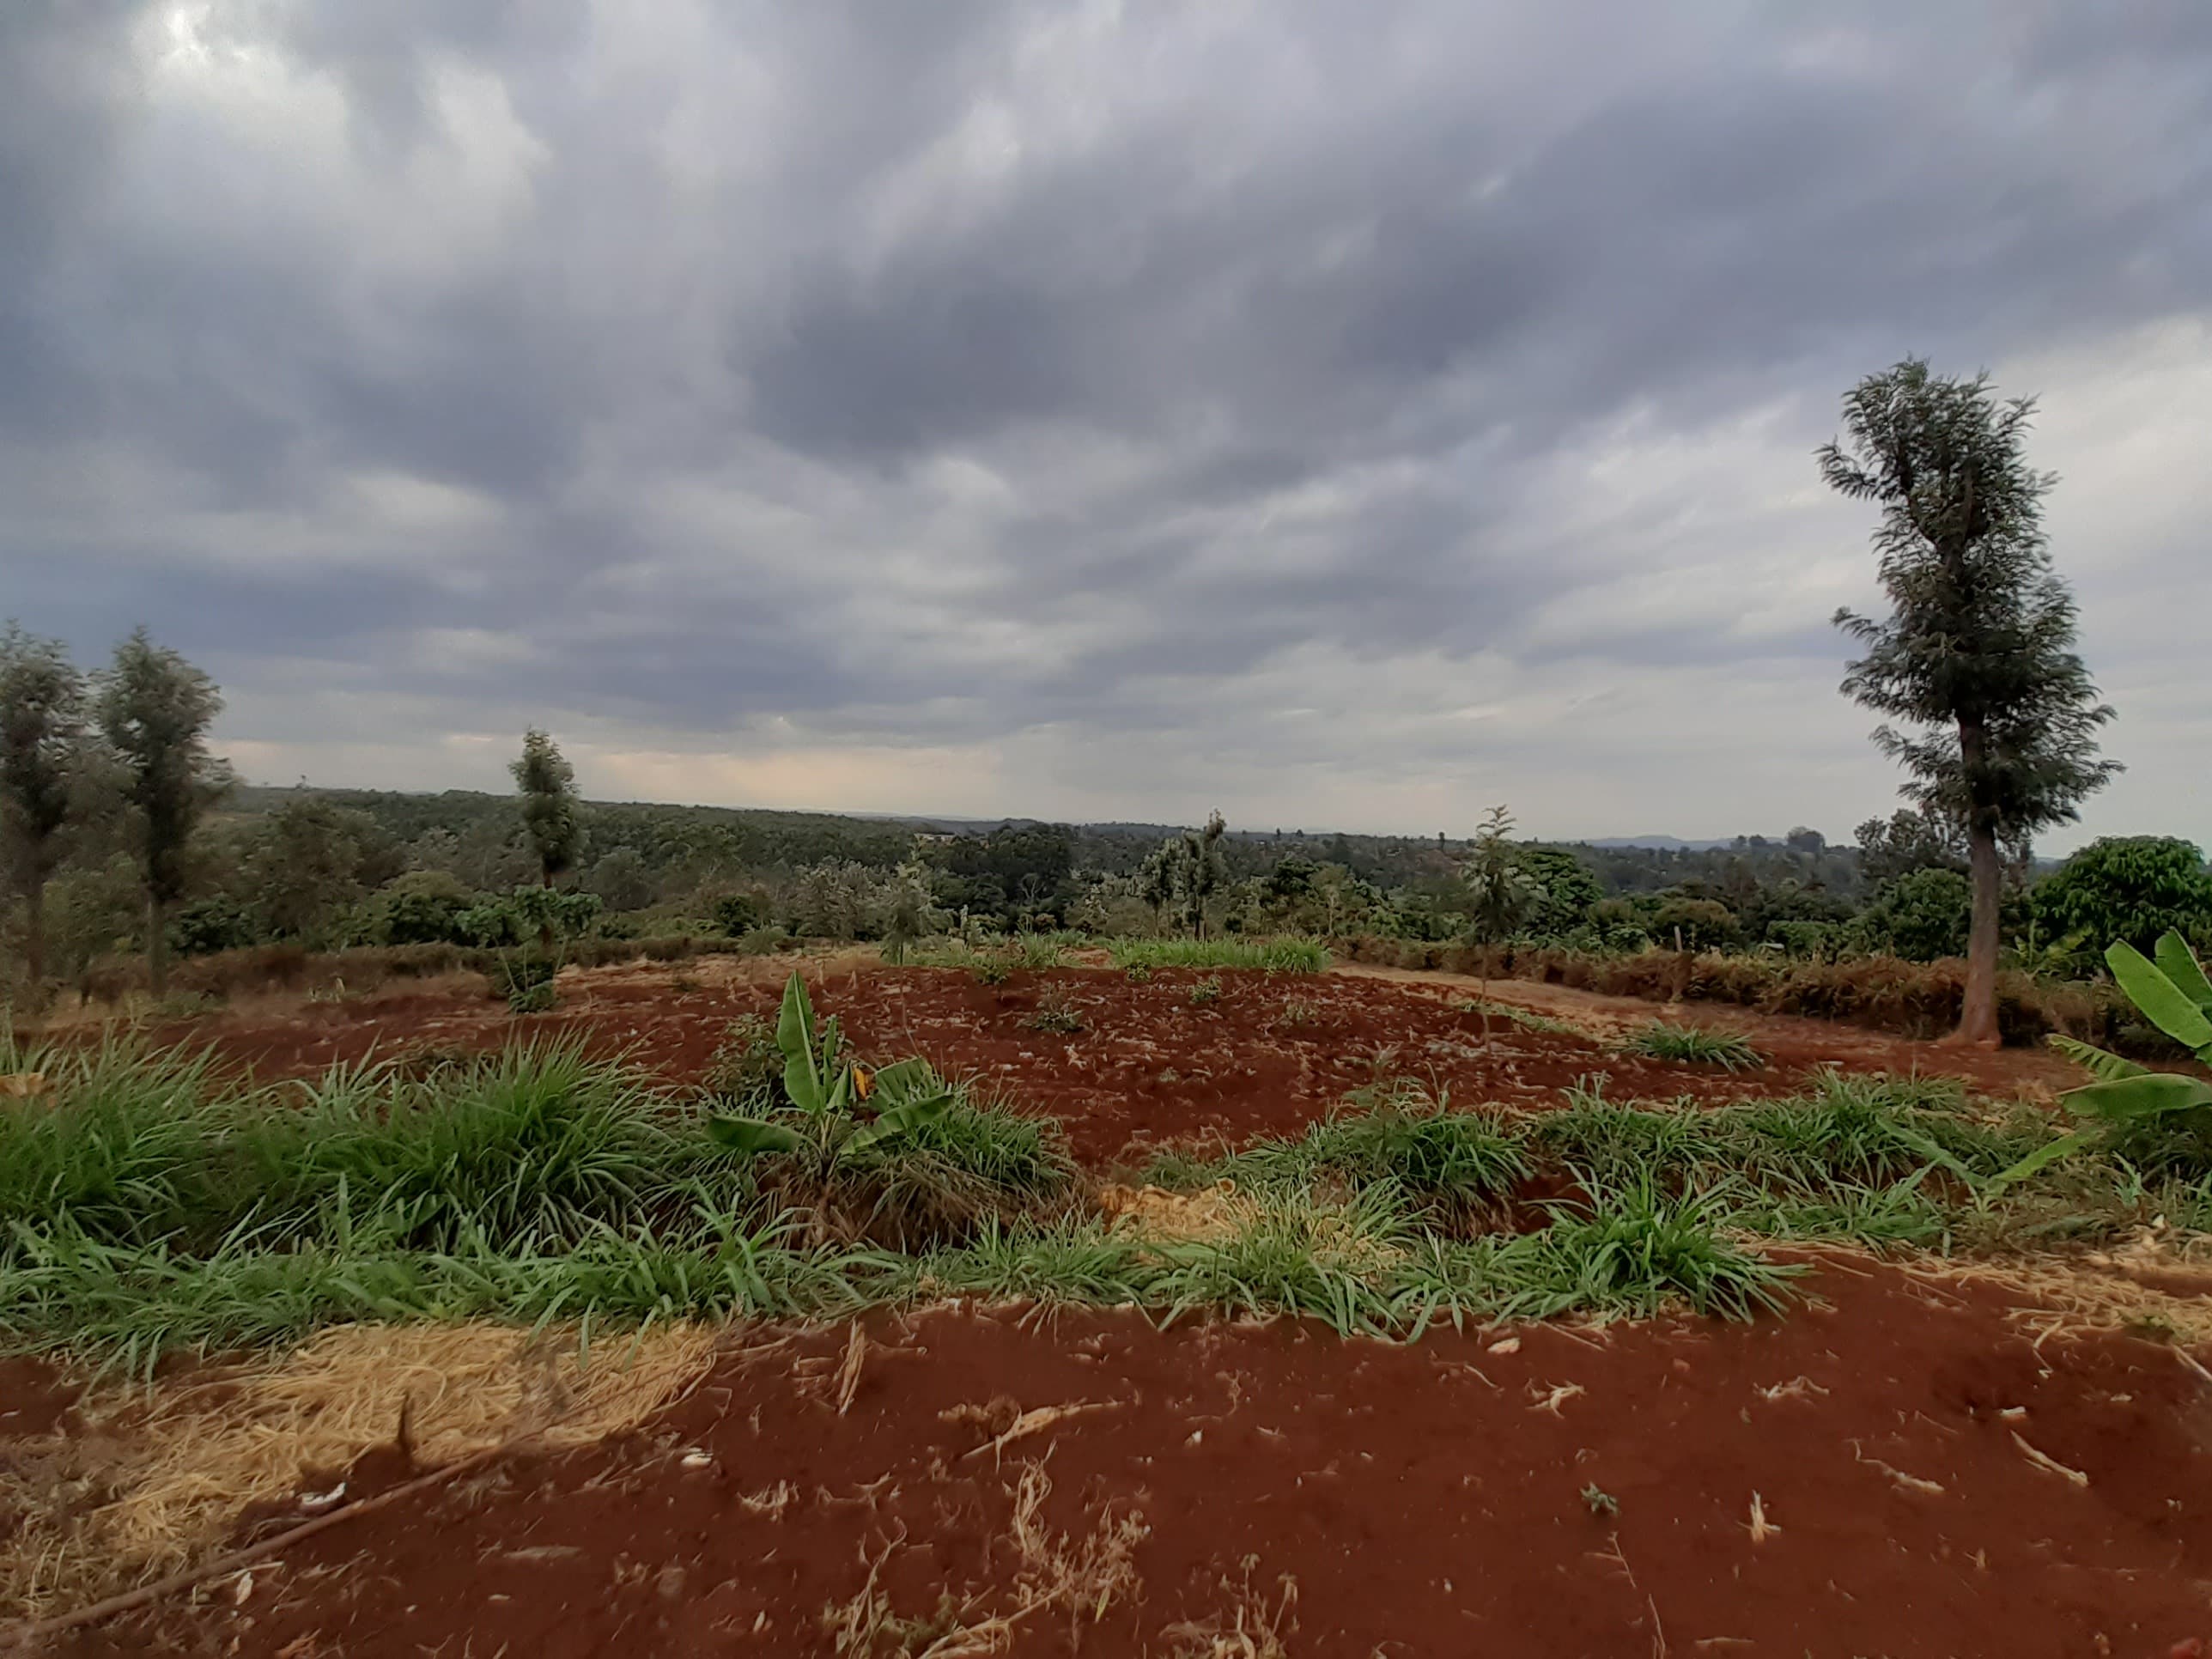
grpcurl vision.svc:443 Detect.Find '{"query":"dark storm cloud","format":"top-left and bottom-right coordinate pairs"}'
top-left (2, 0), bottom-right (2207, 832)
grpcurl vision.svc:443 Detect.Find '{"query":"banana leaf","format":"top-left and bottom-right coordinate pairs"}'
top-left (708, 1115), bottom-right (809, 1155)
top-left (2045, 1034), bottom-right (2151, 1083)
top-left (2154, 931), bottom-right (2212, 1016)
top-left (2106, 942), bottom-right (2212, 1054)
top-left (2062, 1073), bottom-right (2212, 1121)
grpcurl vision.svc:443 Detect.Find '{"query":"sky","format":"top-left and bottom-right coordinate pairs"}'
top-left (3, 2), bottom-right (2207, 852)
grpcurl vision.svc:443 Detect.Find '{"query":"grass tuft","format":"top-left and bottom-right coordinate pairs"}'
top-left (1107, 938), bottom-right (1328, 974)
top-left (1627, 1022), bottom-right (1765, 1071)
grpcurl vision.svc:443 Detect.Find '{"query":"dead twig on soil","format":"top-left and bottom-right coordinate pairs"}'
top-left (2010, 1432), bottom-right (2089, 1487)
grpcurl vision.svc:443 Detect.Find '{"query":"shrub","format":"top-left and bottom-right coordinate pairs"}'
top-left (166, 897), bottom-right (259, 957)
top-left (711, 892), bottom-right (763, 937)
top-left (1853, 869), bottom-right (1972, 963)
top-left (490, 951), bottom-right (557, 1013)
top-left (1024, 988), bottom-right (1085, 1034)
top-left (1188, 975), bottom-right (1223, 1006)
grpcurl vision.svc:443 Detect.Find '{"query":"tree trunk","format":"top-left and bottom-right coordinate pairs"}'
top-left (24, 878), bottom-right (46, 992)
top-left (1956, 716), bottom-right (2002, 1047)
top-left (147, 893), bottom-right (168, 1000)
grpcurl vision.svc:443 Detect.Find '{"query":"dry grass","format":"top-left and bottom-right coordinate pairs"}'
top-left (1163, 1555), bottom-right (1299, 1658)
top-left (1915, 1226), bottom-right (2212, 1350)
top-left (1098, 1182), bottom-right (1255, 1246)
top-left (0, 1320), bottom-right (717, 1620)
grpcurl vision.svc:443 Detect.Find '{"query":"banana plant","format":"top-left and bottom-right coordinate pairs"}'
top-left (708, 971), bottom-right (955, 1159)
top-left (1991, 931), bottom-right (2212, 1187)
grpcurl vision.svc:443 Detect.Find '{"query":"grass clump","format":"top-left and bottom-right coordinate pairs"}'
top-left (1108, 938), bottom-right (1328, 974)
top-left (1188, 976), bottom-right (1223, 1007)
top-left (1237, 1080), bottom-right (1528, 1222)
top-left (1628, 1022), bottom-right (1765, 1071)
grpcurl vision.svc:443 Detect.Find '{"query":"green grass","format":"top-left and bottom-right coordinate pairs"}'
top-left (1106, 937), bottom-right (1328, 973)
top-left (0, 1036), bottom-right (2181, 1370)
top-left (1627, 1022), bottom-right (1765, 1071)
top-left (1456, 999), bottom-right (1585, 1038)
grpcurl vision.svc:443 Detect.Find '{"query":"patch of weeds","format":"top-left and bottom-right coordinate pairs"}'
top-left (1274, 998), bottom-right (1322, 1030)
top-left (703, 1013), bottom-right (786, 1110)
top-left (1024, 988), bottom-right (1085, 1035)
top-left (1124, 963), bottom-right (1153, 984)
top-left (1628, 1022), bottom-right (1765, 1071)
top-left (1581, 1483), bottom-right (1620, 1517)
top-left (972, 956), bottom-right (1013, 987)
top-left (1241, 1079), bottom-right (1529, 1220)
top-left (1188, 976), bottom-right (1223, 1007)
top-left (489, 951), bottom-right (557, 1014)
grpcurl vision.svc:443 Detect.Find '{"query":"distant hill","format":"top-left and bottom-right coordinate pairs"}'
top-left (1582, 836), bottom-right (1741, 852)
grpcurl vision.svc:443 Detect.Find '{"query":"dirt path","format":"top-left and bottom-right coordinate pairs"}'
top-left (1335, 960), bottom-right (2086, 1101)
top-left (53, 1258), bottom-right (2212, 1658)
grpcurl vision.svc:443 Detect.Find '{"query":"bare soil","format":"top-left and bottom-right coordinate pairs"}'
top-left (134, 958), bottom-right (2071, 1167)
top-left (35, 1261), bottom-right (2212, 1658)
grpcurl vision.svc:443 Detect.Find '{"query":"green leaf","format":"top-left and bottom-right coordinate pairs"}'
top-left (868, 1058), bottom-right (944, 1102)
top-left (2063, 1073), bottom-right (2212, 1121)
top-left (1986, 1128), bottom-right (2095, 1190)
top-left (2154, 931), bottom-right (2212, 1016)
top-left (847, 1093), bottom-right (955, 1151)
top-left (2106, 942), bottom-right (2212, 1052)
top-left (777, 972), bottom-right (827, 1115)
top-left (708, 1116), bottom-right (808, 1156)
top-left (2045, 1034), bottom-right (2150, 1083)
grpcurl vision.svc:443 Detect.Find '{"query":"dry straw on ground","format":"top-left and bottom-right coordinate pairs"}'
top-left (1, 1321), bottom-right (717, 1620)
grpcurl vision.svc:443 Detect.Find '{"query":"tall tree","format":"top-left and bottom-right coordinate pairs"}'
top-left (511, 728), bottom-right (582, 888)
top-left (1819, 360), bottom-right (2118, 1043)
top-left (0, 624), bottom-right (88, 991)
top-left (96, 629), bottom-right (229, 997)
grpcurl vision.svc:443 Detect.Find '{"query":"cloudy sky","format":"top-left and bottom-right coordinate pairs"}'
top-left (5, 2), bottom-right (2206, 848)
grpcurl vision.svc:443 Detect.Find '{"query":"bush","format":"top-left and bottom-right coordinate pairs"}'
top-left (490, 951), bottom-right (558, 1013)
top-left (2034, 837), bottom-right (2212, 958)
top-left (1852, 869), bottom-right (1972, 962)
top-left (167, 897), bottom-right (260, 957)
top-left (711, 892), bottom-right (763, 936)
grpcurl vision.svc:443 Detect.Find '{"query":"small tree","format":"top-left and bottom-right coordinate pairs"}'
top-left (0, 624), bottom-right (88, 993)
top-left (1820, 360), bottom-right (2119, 1044)
top-left (1461, 805), bottom-right (1546, 1041)
top-left (511, 729), bottom-right (582, 888)
top-left (96, 629), bottom-right (230, 997)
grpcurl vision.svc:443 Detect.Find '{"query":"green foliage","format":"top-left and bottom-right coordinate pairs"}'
top-left (1852, 867), bottom-right (1972, 962)
top-left (511, 728), bottom-right (583, 886)
top-left (493, 951), bottom-right (558, 1012)
top-left (1853, 806), bottom-right (1966, 884)
top-left (2035, 837), bottom-right (2212, 957)
top-left (95, 629), bottom-right (231, 994)
top-left (1649, 896), bottom-right (1741, 953)
top-left (1462, 805), bottom-right (1545, 946)
top-left (709, 891), bottom-right (763, 936)
top-left (2001, 933), bottom-right (2212, 1182)
top-left (245, 796), bottom-right (402, 945)
top-left (1024, 987), bottom-right (1085, 1034)
top-left (1240, 1083), bottom-right (1530, 1216)
top-left (1188, 975), bottom-right (1223, 1006)
top-left (1628, 1023), bottom-right (1765, 1072)
top-left (1515, 846), bottom-right (1602, 936)
top-left (358, 870), bottom-right (475, 945)
top-left (166, 896), bottom-right (258, 957)
top-left (1822, 359), bottom-right (2118, 1041)
top-left (1582, 1484), bottom-right (1620, 1518)
top-left (0, 622), bottom-right (88, 987)
top-left (1106, 937), bottom-right (1328, 973)
top-left (1139, 811), bottom-right (1231, 938)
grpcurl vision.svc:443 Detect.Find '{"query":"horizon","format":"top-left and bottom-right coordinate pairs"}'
top-left (7, 6), bottom-right (2207, 858)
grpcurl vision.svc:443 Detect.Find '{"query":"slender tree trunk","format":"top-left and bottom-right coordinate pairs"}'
top-left (147, 893), bottom-right (168, 1000)
top-left (24, 878), bottom-right (46, 992)
top-left (1956, 715), bottom-right (2002, 1047)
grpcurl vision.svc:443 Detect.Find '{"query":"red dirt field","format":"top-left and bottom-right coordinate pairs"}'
top-left (129, 959), bottom-right (2075, 1167)
top-left (45, 1258), bottom-right (2212, 1659)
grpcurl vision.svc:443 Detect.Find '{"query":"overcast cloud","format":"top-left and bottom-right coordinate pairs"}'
top-left (4, 0), bottom-right (2207, 848)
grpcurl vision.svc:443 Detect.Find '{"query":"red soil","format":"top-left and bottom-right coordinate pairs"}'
top-left (59, 1259), bottom-right (2212, 1658)
top-left (136, 960), bottom-right (2070, 1167)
